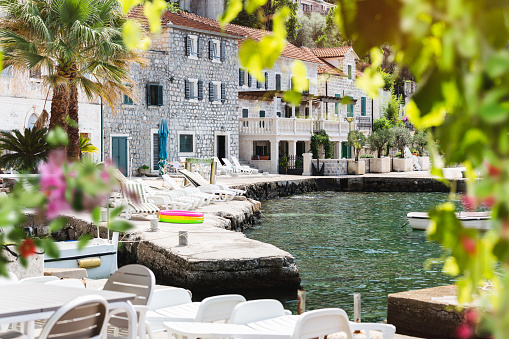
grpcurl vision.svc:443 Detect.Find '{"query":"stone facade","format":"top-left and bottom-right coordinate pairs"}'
top-left (103, 26), bottom-right (240, 174)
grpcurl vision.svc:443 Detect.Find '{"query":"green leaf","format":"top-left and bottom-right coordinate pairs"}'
top-left (91, 207), bottom-right (101, 225)
top-left (219, 0), bottom-right (242, 28)
top-left (120, 0), bottom-right (142, 14)
top-left (486, 50), bottom-right (509, 78)
top-left (245, 0), bottom-right (268, 14)
top-left (122, 20), bottom-right (142, 50)
top-left (291, 61), bottom-right (308, 93)
top-left (40, 239), bottom-right (59, 259)
top-left (46, 126), bottom-right (68, 146)
top-left (65, 117), bottom-right (78, 128)
top-left (108, 220), bottom-right (133, 232)
top-left (109, 206), bottom-right (124, 220)
top-left (49, 217), bottom-right (68, 232)
top-left (443, 256), bottom-right (460, 276)
top-left (144, 0), bottom-right (167, 34)
top-left (282, 90), bottom-right (302, 107)
top-left (77, 234), bottom-right (92, 250)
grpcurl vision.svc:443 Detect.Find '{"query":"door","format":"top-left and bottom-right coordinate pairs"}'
top-left (341, 141), bottom-right (351, 159)
top-left (112, 136), bottom-right (128, 175)
top-left (216, 135), bottom-right (226, 164)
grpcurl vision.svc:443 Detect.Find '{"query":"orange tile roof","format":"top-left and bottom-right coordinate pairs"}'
top-left (301, 47), bottom-right (346, 76)
top-left (310, 46), bottom-right (353, 58)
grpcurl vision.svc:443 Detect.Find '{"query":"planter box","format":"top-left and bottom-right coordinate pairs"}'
top-left (252, 155), bottom-right (269, 160)
top-left (370, 157), bottom-right (391, 173)
top-left (417, 156), bottom-right (430, 171)
top-left (139, 168), bottom-right (149, 175)
top-left (393, 158), bottom-right (413, 172)
top-left (347, 160), bottom-right (365, 175)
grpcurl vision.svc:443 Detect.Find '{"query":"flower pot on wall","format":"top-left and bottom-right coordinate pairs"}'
top-left (370, 157), bottom-right (391, 173)
top-left (347, 160), bottom-right (365, 175)
top-left (393, 158), bottom-right (413, 172)
top-left (417, 156), bottom-right (430, 171)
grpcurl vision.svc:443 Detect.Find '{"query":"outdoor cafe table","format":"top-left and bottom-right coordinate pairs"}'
top-left (0, 283), bottom-right (137, 339)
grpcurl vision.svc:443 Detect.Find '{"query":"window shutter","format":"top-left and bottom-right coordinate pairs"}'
top-left (248, 73), bottom-right (252, 87)
top-left (197, 38), bottom-right (203, 58)
top-left (185, 36), bottom-right (191, 56)
top-left (198, 80), bottom-right (203, 100)
top-left (146, 84), bottom-right (151, 105)
top-left (264, 71), bottom-right (268, 89)
top-left (209, 82), bottom-right (214, 101)
top-left (239, 69), bottom-right (244, 86)
top-left (221, 83), bottom-right (226, 103)
top-left (259, 110), bottom-right (265, 118)
top-left (185, 80), bottom-right (190, 99)
top-left (257, 79), bottom-right (261, 89)
top-left (276, 74), bottom-right (281, 91)
top-left (361, 97), bottom-right (366, 116)
top-left (158, 85), bottom-right (163, 106)
top-left (220, 41), bottom-right (225, 62)
top-left (209, 40), bottom-right (213, 60)
top-left (291, 76), bottom-right (294, 90)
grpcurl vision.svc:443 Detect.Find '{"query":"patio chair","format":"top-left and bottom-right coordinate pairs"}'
top-left (222, 158), bottom-right (251, 175)
top-left (0, 272), bottom-right (18, 285)
top-left (134, 179), bottom-right (195, 210)
top-left (232, 156), bottom-right (259, 174)
top-left (213, 157), bottom-right (231, 175)
top-left (161, 175), bottom-right (217, 204)
top-left (292, 308), bottom-right (396, 339)
top-left (19, 276), bottom-right (59, 284)
top-left (178, 170), bottom-right (237, 201)
top-left (45, 279), bottom-right (85, 289)
top-left (184, 170), bottom-right (245, 196)
top-left (103, 264), bottom-right (155, 339)
top-left (229, 299), bottom-right (292, 324)
top-left (120, 181), bottom-right (159, 220)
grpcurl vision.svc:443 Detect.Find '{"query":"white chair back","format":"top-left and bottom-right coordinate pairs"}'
top-left (229, 299), bottom-right (287, 324)
top-left (104, 264), bottom-right (155, 306)
top-left (46, 279), bottom-right (85, 289)
top-left (195, 294), bottom-right (246, 323)
top-left (148, 288), bottom-right (192, 311)
top-left (291, 308), bottom-right (353, 339)
top-left (19, 276), bottom-right (59, 284)
top-left (0, 272), bottom-right (18, 285)
top-left (39, 295), bottom-right (109, 339)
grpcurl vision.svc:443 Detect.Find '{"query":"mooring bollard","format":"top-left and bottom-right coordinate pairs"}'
top-left (353, 292), bottom-right (361, 333)
top-left (179, 231), bottom-right (188, 246)
top-left (297, 289), bottom-right (306, 315)
top-left (150, 218), bottom-right (159, 232)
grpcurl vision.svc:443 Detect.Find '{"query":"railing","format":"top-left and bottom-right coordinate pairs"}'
top-left (239, 118), bottom-right (313, 136)
top-left (313, 120), bottom-right (350, 137)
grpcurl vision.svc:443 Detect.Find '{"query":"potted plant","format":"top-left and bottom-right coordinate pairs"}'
top-left (413, 130), bottom-right (430, 170)
top-left (367, 129), bottom-right (393, 173)
top-left (391, 127), bottom-right (413, 172)
top-left (138, 165), bottom-right (149, 175)
top-left (347, 130), bottom-right (367, 175)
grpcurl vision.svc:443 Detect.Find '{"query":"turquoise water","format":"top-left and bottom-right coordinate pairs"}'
top-left (244, 191), bottom-right (455, 322)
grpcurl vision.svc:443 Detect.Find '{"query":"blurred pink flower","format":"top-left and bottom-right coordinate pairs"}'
top-left (457, 324), bottom-right (474, 339)
top-left (39, 150), bottom-right (70, 219)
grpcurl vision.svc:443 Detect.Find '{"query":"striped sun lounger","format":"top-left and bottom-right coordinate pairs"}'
top-left (121, 181), bottom-right (159, 220)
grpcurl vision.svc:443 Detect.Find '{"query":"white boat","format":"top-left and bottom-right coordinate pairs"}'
top-left (44, 232), bottom-right (119, 279)
top-left (407, 212), bottom-right (492, 231)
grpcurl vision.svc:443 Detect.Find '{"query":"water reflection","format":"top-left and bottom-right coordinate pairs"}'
top-left (245, 192), bottom-right (455, 322)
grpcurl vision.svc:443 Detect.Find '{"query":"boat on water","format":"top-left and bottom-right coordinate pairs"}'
top-left (407, 211), bottom-right (492, 231)
top-left (44, 232), bottom-right (119, 279)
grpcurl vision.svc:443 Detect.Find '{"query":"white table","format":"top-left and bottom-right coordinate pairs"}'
top-left (0, 283), bottom-right (138, 339)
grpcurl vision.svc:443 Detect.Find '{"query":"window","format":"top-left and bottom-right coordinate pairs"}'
top-left (264, 71), bottom-right (269, 89)
top-left (185, 35), bottom-right (200, 58)
top-left (209, 39), bottom-right (224, 62)
top-left (185, 79), bottom-right (203, 100)
top-left (275, 74), bottom-right (281, 91)
top-left (348, 65), bottom-right (352, 80)
top-left (27, 113), bottom-right (38, 129)
top-left (179, 134), bottom-right (194, 154)
top-left (259, 110), bottom-right (265, 118)
top-left (242, 108), bottom-right (248, 118)
top-left (146, 84), bottom-right (163, 106)
top-left (152, 133), bottom-right (160, 170)
top-left (1, 66), bottom-right (13, 78)
top-left (248, 73), bottom-right (252, 87)
top-left (361, 97), bottom-right (366, 116)
top-left (335, 94), bottom-right (341, 115)
top-left (209, 81), bottom-right (223, 102)
top-left (239, 69), bottom-right (245, 86)
top-left (30, 67), bottom-right (42, 79)
top-left (347, 96), bottom-right (353, 117)
top-left (123, 85), bottom-right (134, 105)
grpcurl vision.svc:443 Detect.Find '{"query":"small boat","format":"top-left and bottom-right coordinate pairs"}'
top-left (407, 211), bottom-right (492, 231)
top-left (44, 232), bottom-right (119, 279)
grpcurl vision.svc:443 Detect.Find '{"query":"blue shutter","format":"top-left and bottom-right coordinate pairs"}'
top-left (185, 80), bottom-right (190, 99)
top-left (348, 65), bottom-right (352, 79)
top-left (221, 83), bottom-right (226, 103)
top-left (248, 73), bottom-right (252, 87)
top-left (347, 96), bottom-right (353, 117)
top-left (257, 79), bottom-right (261, 88)
top-left (197, 38), bottom-right (203, 58)
top-left (361, 97), bottom-right (366, 116)
top-left (209, 40), bottom-right (213, 60)
top-left (335, 94), bottom-right (341, 114)
top-left (220, 41), bottom-right (225, 62)
top-left (185, 36), bottom-right (191, 56)
top-left (259, 110), bottom-right (265, 118)
top-left (146, 84), bottom-right (151, 105)
top-left (264, 71), bottom-right (269, 89)
top-left (276, 74), bottom-right (281, 91)
top-left (198, 80), bottom-right (203, 100)
top-left (239, 69), bottom-right (244, 86)
top-left (209, 82), bottom-right (214, 101)
top-left (158, 85), bottom-right (163, 106)
top-left (242, 109), bottom-right (248, 118)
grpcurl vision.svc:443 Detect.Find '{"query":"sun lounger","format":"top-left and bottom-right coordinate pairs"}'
top-left (222, 158), bottom-right (251, 174)
top-left (161, 175), bottom-right (217, 204)
top-left (176, 170), bottom-right (244, 196)
top-left (121, 181), bottom-right (159, 220)
top-left (232, 156), bottom-right (259, 174)
top-left (135, 179), bottom-right (196, 210)
top-left (178, 170), bottom-right (235, 201)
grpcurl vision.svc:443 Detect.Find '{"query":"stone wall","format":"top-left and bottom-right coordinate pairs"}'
top-left (309, 158), bottom-right (372, 176)
top-left (103, 26), bottom-right (240, 173)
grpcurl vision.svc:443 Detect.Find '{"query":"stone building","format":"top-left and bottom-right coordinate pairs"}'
top-left (102, 9), bottom-right (242, 175)
top-left (295, 0), bottom-right (335, 16)
top-left (0, 67), bottom-right (102, 163)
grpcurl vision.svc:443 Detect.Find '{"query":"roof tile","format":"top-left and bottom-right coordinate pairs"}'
top-left (310, 46), bottom-right (353, 58)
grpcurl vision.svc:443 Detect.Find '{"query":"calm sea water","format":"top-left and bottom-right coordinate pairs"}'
top-left (244, 191), bottom-right (455, 322)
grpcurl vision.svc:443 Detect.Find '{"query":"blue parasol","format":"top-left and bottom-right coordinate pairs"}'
top-left (158, 118), bottom-right (169, 175)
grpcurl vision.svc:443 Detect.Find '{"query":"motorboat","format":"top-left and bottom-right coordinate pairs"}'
top-left (44, 232), bottom-right (119, 279)
top-left (406, 211), bottom-right (492, 231)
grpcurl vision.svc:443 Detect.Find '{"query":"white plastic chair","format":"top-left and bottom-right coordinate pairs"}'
top-left (0, 272), bottom-right (18, 285)
top-left (19, 276), bottom-right (59, 284)
top-left (178, 170), bottom-right (236, 201)
top-left (135, 179), bottom-right (195, 210)
top-left (103, 265), bottom-right (155, 339)
top-left (46, 279), bottom-right (85, 289)
top-left (232, 156), bottom-right (259, 174)
top-left (229, 299), bottom-right (291, 324)
top-left (120, 181), bottom-right (159, 220)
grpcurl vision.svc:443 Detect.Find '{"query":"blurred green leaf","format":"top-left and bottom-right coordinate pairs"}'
top-left (46, 126), bottom-right (68, 146)
top-left (122, 20), bottom-right (143, 50)
top-left (40, 239), bottom-right (59, 259)
top-left (78, 234), bottom-right (92, 250)
top-left (109, 206), bottom-right (124, 219)
top-left (120, 0), bottom-right (142, 14)
top-left (91, 207), bottom-right (101, 225)
top-left (144, 0), bottom-right (166, 34)
top-left (108, 220), bottom-right (133, 232)
top-left (49, 217), bottom-right (67, 232)
top-left (245, 0), bottom-right (268, 14)
top-left (219, 0), bottom-right (242, 28)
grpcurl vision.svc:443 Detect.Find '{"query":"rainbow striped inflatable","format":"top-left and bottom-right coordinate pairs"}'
top-left (159, 210), bottom-right (205, 224)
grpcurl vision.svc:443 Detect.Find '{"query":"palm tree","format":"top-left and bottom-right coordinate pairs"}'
top-left (0, 0), bottom-right (143, 161)
top-left (0, 128), bottom-right (52, 172)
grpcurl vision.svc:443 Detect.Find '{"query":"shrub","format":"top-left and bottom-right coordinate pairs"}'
top-left (368, 129), bottom-right (393, 158)
top-left (373, 117), bottom-right (392, 132)
top-left (347, 130), bottom-right (367, 161)
top-left (391, 127), bottom-right (412, 158)
top-left (383, 91), bottom-right (402, 125)
top-left (360, 154), bottom-right (374, 158)
top-left (310, 130), bottom-right (333, 159)
top-left (413, 130), bottom-right (428, 156)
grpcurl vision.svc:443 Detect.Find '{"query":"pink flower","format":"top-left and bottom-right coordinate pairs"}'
top-left (38, 150), bottom-right (71, 219)
top-left (461, 195), bottom-right (477, 212)
top-left (457, 324), bottom-right (474, 339)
